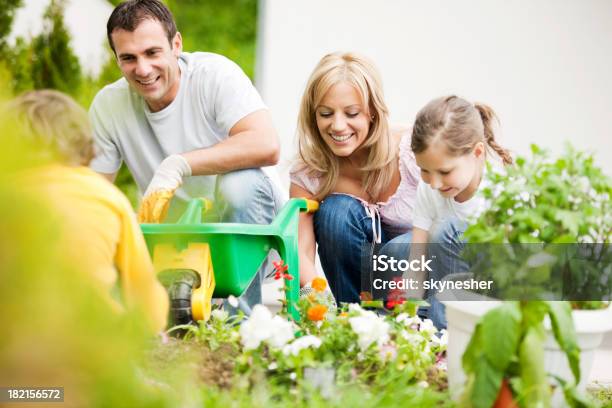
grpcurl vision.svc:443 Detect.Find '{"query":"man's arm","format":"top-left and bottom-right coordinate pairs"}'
top-left (181, 109), bottom-right (280, 175)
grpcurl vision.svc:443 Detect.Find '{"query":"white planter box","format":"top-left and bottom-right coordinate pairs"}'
top-left (440, 292), bottom-right (612, 399)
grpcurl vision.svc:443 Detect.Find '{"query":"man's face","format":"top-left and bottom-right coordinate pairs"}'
top-left (111, 19), bottom-right (182, 112)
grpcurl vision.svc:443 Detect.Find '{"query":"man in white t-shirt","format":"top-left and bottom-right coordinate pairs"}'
top-left (89, 0), bottom-right (281, 308)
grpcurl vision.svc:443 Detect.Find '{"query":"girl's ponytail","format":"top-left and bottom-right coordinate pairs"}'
top-left (474, 103), bottom-right (513, 165)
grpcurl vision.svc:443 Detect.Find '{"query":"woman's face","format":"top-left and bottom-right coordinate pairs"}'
top-left (315, 82), bottom-right (371, 158)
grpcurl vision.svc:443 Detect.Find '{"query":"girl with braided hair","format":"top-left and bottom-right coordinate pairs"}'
top-left (407, 95), bottom-right (513, 328)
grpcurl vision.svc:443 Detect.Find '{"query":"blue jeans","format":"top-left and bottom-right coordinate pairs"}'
top-left (315, 194), bottom-right (467, 329)
top-left (314, 194), bottom-right (412, 303)
top-left (168, 168), bottom-right (282, 311)
top-left (426, 218), bottom-right (469, 329)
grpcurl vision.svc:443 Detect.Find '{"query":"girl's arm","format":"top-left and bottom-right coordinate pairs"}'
top-left (404, 227), bottom-right (429, 299)
top-left (290, 183), bottom-right (319, 286)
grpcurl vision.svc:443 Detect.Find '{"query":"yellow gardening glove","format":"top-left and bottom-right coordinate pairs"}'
top-left (137, 154), bottom-right (192, 223)
top-left (137, 189), bottom-right (176, 223)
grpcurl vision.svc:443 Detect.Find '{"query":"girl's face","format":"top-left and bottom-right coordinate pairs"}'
top-left (415, 140), bottom-right (485, 201)
top-left (316, 82), bottom-right (371, 158)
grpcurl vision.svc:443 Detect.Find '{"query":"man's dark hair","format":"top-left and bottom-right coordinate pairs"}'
top-left (107, 0), bottom-right (177, 53)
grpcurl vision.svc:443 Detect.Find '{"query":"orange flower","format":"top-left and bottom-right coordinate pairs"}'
top-left (339, 312), bottom-right (348, 318)
top-left (311, 277), bottom-right (327, 293)
top-left (307, 304), bottom-right (328, 321)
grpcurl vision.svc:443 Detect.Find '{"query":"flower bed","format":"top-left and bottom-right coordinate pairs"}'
top-left (143, 279), bottom-right (451, 407)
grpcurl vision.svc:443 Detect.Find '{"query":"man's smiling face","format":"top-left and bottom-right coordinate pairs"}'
top-left (111, 19), bottom-right (182, 112)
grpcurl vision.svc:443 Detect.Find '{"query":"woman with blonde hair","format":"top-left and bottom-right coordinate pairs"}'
top-left (290, 52), bottom-right (421, 303)
top-left (11, 89), bottom-right (168, 333)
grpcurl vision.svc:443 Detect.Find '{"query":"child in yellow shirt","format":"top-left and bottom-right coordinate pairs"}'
top-left (12, 90), bottom-right (168, 333)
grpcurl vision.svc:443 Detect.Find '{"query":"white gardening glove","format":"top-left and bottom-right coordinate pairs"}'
top-left (138, 154), bottom-right (191, 223)
top-left (300, 279), bottom-right (337, 310)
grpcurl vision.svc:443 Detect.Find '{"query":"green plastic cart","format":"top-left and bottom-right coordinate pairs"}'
top-left (141, 197), bottom-right (318, 324)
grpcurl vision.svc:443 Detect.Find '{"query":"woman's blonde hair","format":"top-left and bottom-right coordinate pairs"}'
top-left (296, 52), bottom-right (397, 201)
top-left (411, 95), bottom-right (513, 165)
top-left (11, 90), bottom-right (94, 166)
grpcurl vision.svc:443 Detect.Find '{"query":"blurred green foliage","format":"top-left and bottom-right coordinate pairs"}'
top-left (0, 0), bottom-right (22, 50)
top-left (166, 0), bottom-right (258, 78)
top-left (4, 0), bottom-right (81, 97)
top-left (1, 0), bottom-right (258, 208)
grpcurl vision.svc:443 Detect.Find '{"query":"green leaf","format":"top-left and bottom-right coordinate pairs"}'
top-left (552, 234), bottom-right (575, 244)
top-left (462, 322), bottom-right (483, 374)
top-left (471, 359), bottom-right (504, 408)
top-left (552, 375), bottom-right (595, 408)
top-left (547, 301), bottom-right (581, 384)
top-left (521, 301), bottom-right (550, 329)
top-left (554, 210), bottom-right (580, 236)
top-left (481, 303), bottom-right (521, 371)
top-left (519, 327), bottom-right (551, 407)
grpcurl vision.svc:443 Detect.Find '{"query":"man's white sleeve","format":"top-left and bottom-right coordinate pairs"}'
top-left (89, 96), bottom-right (122, 174)
top-left (412, 181), bottom-right (435, 231)
top-left (209, 57), bottom-right (267, 135)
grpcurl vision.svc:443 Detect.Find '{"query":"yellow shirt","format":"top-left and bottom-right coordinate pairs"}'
top-left (24, 165), bottom-right (168, 332)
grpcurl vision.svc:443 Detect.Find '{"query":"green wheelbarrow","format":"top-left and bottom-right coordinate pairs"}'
top-left (141, 197), bottom-right (318, 325)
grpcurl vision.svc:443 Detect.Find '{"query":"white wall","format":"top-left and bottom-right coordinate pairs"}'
top-left (256, 0), bottom-right (612, 177)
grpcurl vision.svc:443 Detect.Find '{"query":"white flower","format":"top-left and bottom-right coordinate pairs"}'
top-left (289, 372), bottom-right (297, 381)
top-left (418, 381), bottom-right (429, 388)
top-left (239, 305), bottom-right (295, 350)
top-left (492, 184), bottom-right (504, 199)
top-left (282, 335), bottom-right (322, 356)
top-left (506, 208), bottom-right (514, 216)
top-left (379, 343), bottom-right (398, 361)
top-left (577, 176), bottom-right (591, 193)
top-left (227, 295), bottom-right (239, 308)
top-left (349, 311), bottom-right (390, 351)
top-left (348, 303), bottom-right (367, 316)
top-left (401, 330), bottom-right (425, 344)
top-left (401, 315), bottom-right (423, 329)
top-left (419, 319), bottom-right (438, 336)
top-left (396, 313), bottom-right (409, 323)
top-left (430, 329), bottom-right (448, 347)
top-left (268, 362), bottom-right (278, 370)
top-left (519, 191), bottom-right (530, 202)
top-left (211, 309), bottom-right (228, 321)
top-left (268, 316), bottom-right (296, 348)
